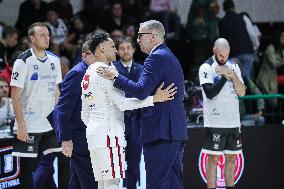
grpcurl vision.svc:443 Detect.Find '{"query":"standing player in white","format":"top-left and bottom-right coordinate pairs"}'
top-left (11, 22), bottom-right (62, 188)
top-left (81, 32), bottom-right (176, 189)
top-left (198, 38), bottom-right (246, 189)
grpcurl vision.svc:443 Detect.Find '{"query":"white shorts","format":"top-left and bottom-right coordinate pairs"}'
top-left (89, 136), bottom-right (126, 181)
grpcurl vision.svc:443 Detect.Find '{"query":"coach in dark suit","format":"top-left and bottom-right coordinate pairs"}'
top-left (98, 20), bottom-right (187, 189)
top-left (53, 40), bottom-right (97, 189)
top-left (113, 37), bottom-right (143, 189)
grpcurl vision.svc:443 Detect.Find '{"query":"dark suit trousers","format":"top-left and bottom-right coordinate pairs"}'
top-left (143, 140), bottom-right (185, 189)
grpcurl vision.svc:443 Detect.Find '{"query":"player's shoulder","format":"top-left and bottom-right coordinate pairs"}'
top-left (17, 49), bottom-right (33, 63)
top-left (46, 50), bottom-right (60, 62)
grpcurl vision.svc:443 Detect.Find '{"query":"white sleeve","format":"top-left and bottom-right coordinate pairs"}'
top-left (81, 92), bottom-right (90, 126)
top-left (100, 77), bottom-right (154, 112)
top-left (10, 59), bottom-right (28, 88)
top-left (243, 15), bottom-right (259, 51)
top-left (199, 64), bottom-right (214, 85)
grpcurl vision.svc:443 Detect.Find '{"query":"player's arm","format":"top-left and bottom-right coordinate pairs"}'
top-left (11, 86), bottom-right (28, 142)
top-left (10, 59), bottom-right (28, 142)
top-left (199, 64), bottom-right (227, 99)
top-left (55, 85), bottom-right (60, 105)
top-left (216, 65), bottom-right (246, 96)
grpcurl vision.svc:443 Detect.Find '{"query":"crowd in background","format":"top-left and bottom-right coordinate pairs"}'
top-left (0, 0), bottom-right (283, 134)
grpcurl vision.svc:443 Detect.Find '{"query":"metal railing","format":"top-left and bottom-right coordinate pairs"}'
top-left (185, 93), bottom-right (284, 127)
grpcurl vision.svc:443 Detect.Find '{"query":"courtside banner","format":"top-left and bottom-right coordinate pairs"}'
top-left (184, 126), bottom-right (284, 189)
top-left (0, 144), bottom-right (20, 189)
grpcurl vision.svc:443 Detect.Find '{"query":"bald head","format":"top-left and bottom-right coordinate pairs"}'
top-left (214, 38), bottom-right (230, 50)
top-left (213, 38), bottom-right (230, 64)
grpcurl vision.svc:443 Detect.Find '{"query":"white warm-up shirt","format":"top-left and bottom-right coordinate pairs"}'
top-left (199, 56), bottom-right (243, 128)
top-left (10, 49), bottom-right (62, 133)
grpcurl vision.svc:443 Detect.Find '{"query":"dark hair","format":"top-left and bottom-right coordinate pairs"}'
top-left (223, 0), bottom-right (234, 11)
top-left (88, 32), bottom-right (110, 54)
top-left (2, 26), bottom-right (18, 39)
top-left (28, 22), bottom-right (48, 37)
top-left (116, 37), bottom-right (135, 50)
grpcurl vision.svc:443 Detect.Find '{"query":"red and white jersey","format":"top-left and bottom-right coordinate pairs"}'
top-left (81, 62), bottom-right (154, 148)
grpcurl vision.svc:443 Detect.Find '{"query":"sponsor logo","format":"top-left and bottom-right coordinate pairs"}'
top-left (213, 143), bottom-right (219, 150)
top-left (82, 74), bottom-right (90, 90)
top-left (27, 146), bottom-right (34, 152)
top-left (212, 108), bottom-right (220, 116)
top-left (30, 72), bottom-right (38, 80)
top-left (199, 150), bottom-right (244, 188)
top-left (102, 170), bottom-right (109, 176)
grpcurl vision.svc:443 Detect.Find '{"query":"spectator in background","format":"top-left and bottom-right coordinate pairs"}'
top-left (1, 51), bottom-right (23, 97)
top-left (62, 16), bottom-right (90, 60)
top-left (241, 12), bottom-right (261, 52)
top-left (187, 6), bottom-right (210, 65)
top-left (0, 26), bottom-right (18, 70)
top-left (207, 0), bottom-right (221, 43)
top-left (48, 0), bottom-right (74, 22)
top-left (256, 31), bottom-right (284, 108)
top-left (122, 0), bottom-right (148, 24)
top-left (219, 0), bottom-right (255, 81)
top-left (0, 76), bottom-right (14, 138)
top-left (16, 36), bottom-right (30, 52)
top-left (15, 0), bottom-right (49, 36)
top-left (149, 0), bottom-right (181, 39)
top-left (113, 37), bottom-right (143, 189)
top-left (46, 7), bottom-right (69, 47)
top-left (230, 58), bottom-right (265, 126)
top-left (110, 29), bottom-right (124, 44)
top-left (102, 2), bottom-right (133, 34)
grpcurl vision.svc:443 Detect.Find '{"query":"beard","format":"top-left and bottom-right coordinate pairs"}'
top-left (215, 55), bottom-right (227, 65)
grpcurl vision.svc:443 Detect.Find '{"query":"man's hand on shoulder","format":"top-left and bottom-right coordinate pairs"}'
top-left (96, 65), bottom-right (118, 80)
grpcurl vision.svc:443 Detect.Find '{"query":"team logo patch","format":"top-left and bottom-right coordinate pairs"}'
top-left (33, 65), bottom-right (39, 70)
top-left (199, 150), bottom-right (244, 188)
top-left (51, 63), bottom-right (55, 71)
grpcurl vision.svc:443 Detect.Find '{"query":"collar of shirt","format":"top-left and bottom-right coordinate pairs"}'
top-left (121, 60), bottom-right (132, 69)
top-left (150, 42), bottom-right (163, 55)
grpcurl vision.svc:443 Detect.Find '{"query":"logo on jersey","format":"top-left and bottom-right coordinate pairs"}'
top-left (199, 150), bottom-right (244, 188)
top-left (30, 72), bottom-right (39, 80)
top-left (212, 108), bottom-right (220, 116)
top-left (33, 65), bottom-right (39, 70)
top-left (51, 63), bottom-right (55, 71)
top-left (213, 134), bottom-right (221, 142)
top-left (82, 74), bottom-right (90, 90)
